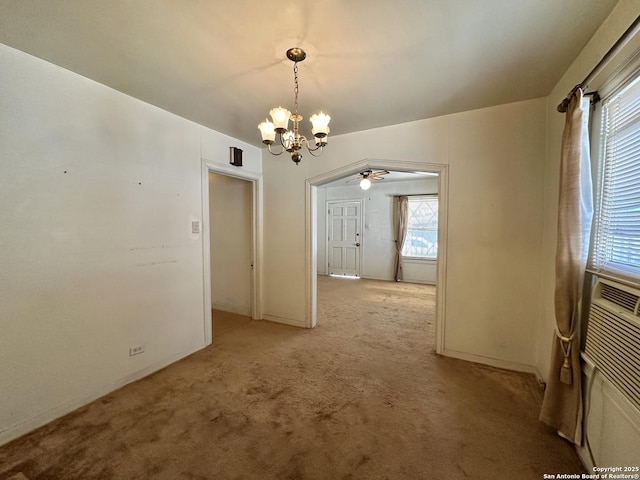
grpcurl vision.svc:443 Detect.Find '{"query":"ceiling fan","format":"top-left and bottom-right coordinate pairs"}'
top-left (349, 169), bottom-right (390, 190)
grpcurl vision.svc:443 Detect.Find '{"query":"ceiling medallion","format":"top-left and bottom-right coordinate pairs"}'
top-left (258, 48), bottom-right (330, 165)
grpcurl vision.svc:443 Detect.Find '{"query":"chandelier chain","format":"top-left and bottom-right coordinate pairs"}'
top-left (293, 62), bottom-right (299, 116)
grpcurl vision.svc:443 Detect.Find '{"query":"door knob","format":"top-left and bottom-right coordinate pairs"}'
top-left (355, 243), bottom-right (360, 247)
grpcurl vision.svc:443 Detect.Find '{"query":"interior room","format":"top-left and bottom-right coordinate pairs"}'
top-left (1, 1), bottom-right (639, 478)
top-left (318, 171), bottom-right (439, 283)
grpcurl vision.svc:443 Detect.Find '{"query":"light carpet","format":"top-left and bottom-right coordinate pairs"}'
top-left (0, 276), bottom-right (584, 479)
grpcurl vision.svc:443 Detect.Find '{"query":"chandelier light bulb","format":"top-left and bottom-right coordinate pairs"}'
top-left (310, 111), bottom-right (331, 137)
top-left (282, 130), bottom-right (295, 151)
top-left (270, 107), bottom-right (291, 132)
top-left (360, 178), bottom-right (372, 190)
top-left (258, 119), bottom-right (276, 144)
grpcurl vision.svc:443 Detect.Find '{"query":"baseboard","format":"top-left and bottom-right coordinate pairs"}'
top-left (360, 274), bottom-right (393, 281)
top-left (358, 274), bottom-right (435, 285)
top-left (442, 348), bottom-right (541, 378)
top-left (0, 342), bottom-right (205, 447)
top-left (211, 302), bottom-right (251, 317)
top-left (262, 313), bottom-right (308, 328)
top-left (401, 278), bottom-right (436, 285)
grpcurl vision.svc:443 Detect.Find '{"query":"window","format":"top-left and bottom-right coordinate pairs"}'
top-left (591, 73), bottom-right (640, 281)
top-left (402, 196), bottom-right (438, 258)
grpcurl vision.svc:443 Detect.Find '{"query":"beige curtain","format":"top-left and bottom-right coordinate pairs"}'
top-left (393, 196), bottom-right (409, 281)
top-left (540, 89), bottom-right (593, 444)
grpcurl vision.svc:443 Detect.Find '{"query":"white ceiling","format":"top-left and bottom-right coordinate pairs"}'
top-left (0, 1), bottom-right (618, 147)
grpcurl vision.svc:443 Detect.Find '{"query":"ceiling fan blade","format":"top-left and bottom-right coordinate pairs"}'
top-left (369, 170), bottom-right (390, 180)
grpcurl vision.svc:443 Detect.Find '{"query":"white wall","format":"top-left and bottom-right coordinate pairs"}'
top-left (263, 96), bottom-right (547, 371)
top-left (536, 0), bottom-right (640, 383)
top-left (0, 43), bottom-right (261, 445)
top-left (318, 178), bottom-right (439, 284)
top-left (209, 173), bottom-right (252, 316)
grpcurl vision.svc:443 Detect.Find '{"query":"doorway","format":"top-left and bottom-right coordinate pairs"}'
top-left (201, 160), bottom-right (263, 346)
top-left (208, 172), bottom-right (253, 315)
top-left (306, 159), bottom-right (448, 354)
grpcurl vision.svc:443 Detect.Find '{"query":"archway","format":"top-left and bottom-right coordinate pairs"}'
top-left (305, 159), bottom-right (448, 354)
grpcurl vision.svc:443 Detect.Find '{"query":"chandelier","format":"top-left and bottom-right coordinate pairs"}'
top-left (258, 48), bottom-right (330, 165)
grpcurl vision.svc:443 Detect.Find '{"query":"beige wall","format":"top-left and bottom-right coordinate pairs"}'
top-left (0, 43), bottom-right (261, 445)
top-left (263, 97), bottom-right (547, 371)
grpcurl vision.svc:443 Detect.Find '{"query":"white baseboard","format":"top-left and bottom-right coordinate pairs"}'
top-left (402, 278), bottom-right (436, 285)
top-left (357, 274), bottom-right (435, 285)
top-left (442, 348), bottom-right (542, 380)
top-left (360, 274), bottom-right (393, 281)
top-left (211, 302), bottom-right (251, 317)
top-left (0, 343), bottom-right (205, 447)
top-left (262, 313), bottom-right (308, 328)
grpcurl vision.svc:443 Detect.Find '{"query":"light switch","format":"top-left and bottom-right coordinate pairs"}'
top-left (192, 221), bottom-right (200, 234)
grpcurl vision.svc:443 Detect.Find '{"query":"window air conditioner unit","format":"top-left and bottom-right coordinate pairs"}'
top-left (580, 277), bottom-right (640, 468)
top-left (584, 278), bottom-right (640, 410)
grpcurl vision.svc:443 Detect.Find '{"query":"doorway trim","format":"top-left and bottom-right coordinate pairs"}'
top-left (201, 160), bottom-right (263, 346)
top-left (305, 158), bottom-right (448, 354)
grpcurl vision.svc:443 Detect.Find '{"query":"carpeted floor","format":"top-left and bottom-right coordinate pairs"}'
top-left (0, 276), bottom-right (584, 479)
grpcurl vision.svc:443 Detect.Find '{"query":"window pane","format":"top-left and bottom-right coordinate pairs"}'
top-left (402, 197), bottom-right (438, 258)
top-left (591, 74), bottom-right (640, 280)
top-left (403, 229), bottom-right (438, 257)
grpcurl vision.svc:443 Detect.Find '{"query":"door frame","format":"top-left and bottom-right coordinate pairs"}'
top-left (305, 158), bottom-right (448, 355)
top-left (326, 199), bottom-right (364, 277)
top-left (201, 160), bottom-right (263, 346)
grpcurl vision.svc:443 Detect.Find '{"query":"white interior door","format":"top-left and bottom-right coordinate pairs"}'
top-left (327, 201), bottom-right (362, 277)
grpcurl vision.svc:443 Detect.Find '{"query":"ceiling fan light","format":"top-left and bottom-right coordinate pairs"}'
top-left (360, 178), bottom-right (372, 190)
top-left (258, 119), bottom-right (276, 144)
top-left (270, 107), bottom-right (291, 132)
top-left (310, 111), bottom-right (331, 137)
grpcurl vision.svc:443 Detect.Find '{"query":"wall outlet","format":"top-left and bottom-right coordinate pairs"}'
top-left (191, 221), bottom-right (200, 234)
top-left (129, 345), bottom-right (144, 356)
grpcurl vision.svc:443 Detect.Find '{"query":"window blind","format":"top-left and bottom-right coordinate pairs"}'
top-left (592, 74), bottom-right (640, 280)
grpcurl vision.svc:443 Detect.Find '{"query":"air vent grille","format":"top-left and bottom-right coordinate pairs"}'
top-left (585, 299), bottom-right (640, 411)
top-left (601, 283), bottom-right (640, 314)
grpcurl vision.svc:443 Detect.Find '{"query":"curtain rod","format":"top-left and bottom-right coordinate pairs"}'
top-left (557, 14), bottom-right (640, 113)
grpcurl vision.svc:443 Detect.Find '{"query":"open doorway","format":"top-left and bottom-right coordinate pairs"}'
top-left (209, 172), bottom-right (253, 316)
top-left (306, 159), bottom-right (448, 354)
top-left (201, 161), bottom-right (263, 346)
